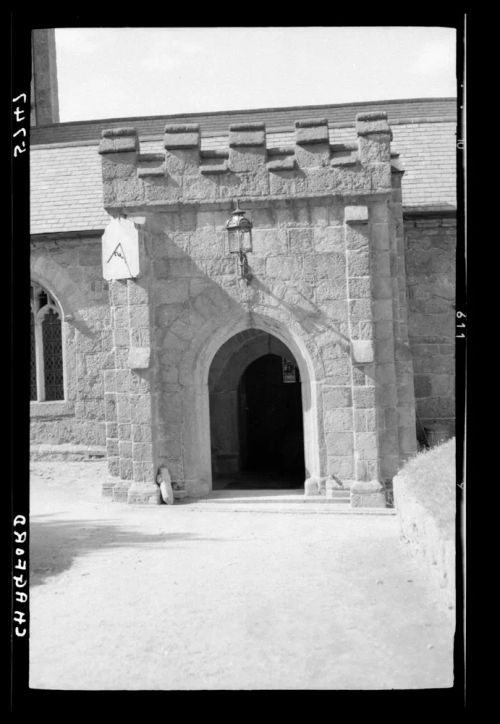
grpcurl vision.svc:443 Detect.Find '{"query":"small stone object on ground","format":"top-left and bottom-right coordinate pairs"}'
top-left (157, 466), bottom-right (174, 504)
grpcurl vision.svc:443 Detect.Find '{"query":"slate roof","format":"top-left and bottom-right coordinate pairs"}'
top-left (30, 98), bottom-right (457, 235)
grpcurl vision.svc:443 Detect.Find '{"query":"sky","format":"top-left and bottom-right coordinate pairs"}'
top-left (54, 27), bottom-right (457, 122)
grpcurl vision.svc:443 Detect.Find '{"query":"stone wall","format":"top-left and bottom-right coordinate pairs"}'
top-left (30, 237), bottom-right (110, 449)
top-left (393, 438), bottom-right (456, 612)
top-left (404, 215), bottom-right (456, 443)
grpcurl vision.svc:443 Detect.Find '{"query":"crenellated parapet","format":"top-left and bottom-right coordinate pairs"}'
top-left (99, 113), bottom-right (398, 210)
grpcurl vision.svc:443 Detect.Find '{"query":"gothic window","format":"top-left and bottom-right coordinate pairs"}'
top-left (31, 282), bottom-right (64, 401)
top-left (30, 309), bottom-right (37, 400)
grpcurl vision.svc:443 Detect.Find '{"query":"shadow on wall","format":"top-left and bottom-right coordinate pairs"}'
top-left (251, 275), bottom-right (351, 343)
top-left (30, 515), bottom-right (227, 588)
top-left (153, 213), bottom-right (351, 393)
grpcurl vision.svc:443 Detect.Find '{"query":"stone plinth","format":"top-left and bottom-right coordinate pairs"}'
top-left (350, 480), bottom-right (387, 508)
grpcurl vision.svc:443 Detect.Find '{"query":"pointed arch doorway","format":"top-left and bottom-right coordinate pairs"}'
top-left (208, 329), bottom-right (305, 490)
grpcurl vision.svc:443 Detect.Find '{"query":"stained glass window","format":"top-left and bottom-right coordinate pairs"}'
top-left (30, 311), bottom-right (37, 401)
top-left (42, 308), bottom-right (64, 400)
top-left (31, 282), bottom-right (64, 401)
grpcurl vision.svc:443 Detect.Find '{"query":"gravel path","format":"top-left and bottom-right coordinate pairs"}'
top-left (29, 461), bottom-right (455, 690)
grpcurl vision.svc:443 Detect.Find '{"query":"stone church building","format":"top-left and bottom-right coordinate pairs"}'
top-left (30, 30), bottom-right (456, 506)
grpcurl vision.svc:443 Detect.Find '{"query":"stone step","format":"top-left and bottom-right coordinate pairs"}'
top-left (190, 490), bottom-right (351, 505)
top-left (197, 496), bottom-right (352, 505)
top-left (320, 489), bottom-right (352, 499)
top-left (175, 501), bottom-right (395, 515)
top-left (171, 489), bottom-right (395, 515)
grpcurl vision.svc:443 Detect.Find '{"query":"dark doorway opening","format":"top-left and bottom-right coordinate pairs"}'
top-left (240, 354), bottom-right (304, 472)
top-left (209, 331), bottom-right (306, 491)
top-left (229, 354), bottom-right (305, 489)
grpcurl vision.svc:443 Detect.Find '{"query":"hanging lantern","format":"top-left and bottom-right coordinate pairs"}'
top-left (226, 200), bottom-right (253, 283)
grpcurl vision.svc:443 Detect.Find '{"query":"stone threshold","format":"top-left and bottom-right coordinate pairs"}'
top-left (171, 489), bottom-right (395, 514)
top-left (173, 502), bottom-right (396, 515)
top-left (191, 489), bottom-right (349, 504)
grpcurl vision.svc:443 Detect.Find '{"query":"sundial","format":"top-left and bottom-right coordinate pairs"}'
top-left (102, 217), bottom-right (140, 280)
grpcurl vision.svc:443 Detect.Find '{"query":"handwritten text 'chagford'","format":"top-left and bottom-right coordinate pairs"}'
top-left (13, 515), bottom-right (28, 637)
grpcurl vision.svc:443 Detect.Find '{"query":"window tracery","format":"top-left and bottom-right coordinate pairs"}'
top-left (30, 282), bottom-right (64, 401)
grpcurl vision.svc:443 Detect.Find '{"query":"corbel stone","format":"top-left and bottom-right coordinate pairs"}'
top-left (137, 153), bottom-right (165, 178)
top-left (229, 122), bottom-right (266, 147)
top-left (295, 118), bottom-right (329, 144)
top-left (267, 146), bottom-right (295, 172)
top-left (99, 127), bottom-right (140, 155)
top-left (330, 155), bottom-right (358, 167)
top-left (356, 112), bottom-right (393, 164)
top-left (267, 157), bottom-right (295, 171)
top-left (356, 111), bottom-right (392, 136)
top-left (163, 123), bottom-right (201, 150)
top-left (200, 162), bottom-right (229, 175)
top-left (345, 205), bottom-right (369, 224)
top-left (163, 124), bottom-right (201, 177)
top-left (229, 122), bottom-right (267, 173)
top-left (200, 149), bottom-right (229, 174)
top-left (294, 118), bottom-right (330, 167)
top-left (99, 127), bottom-right (142, 214)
